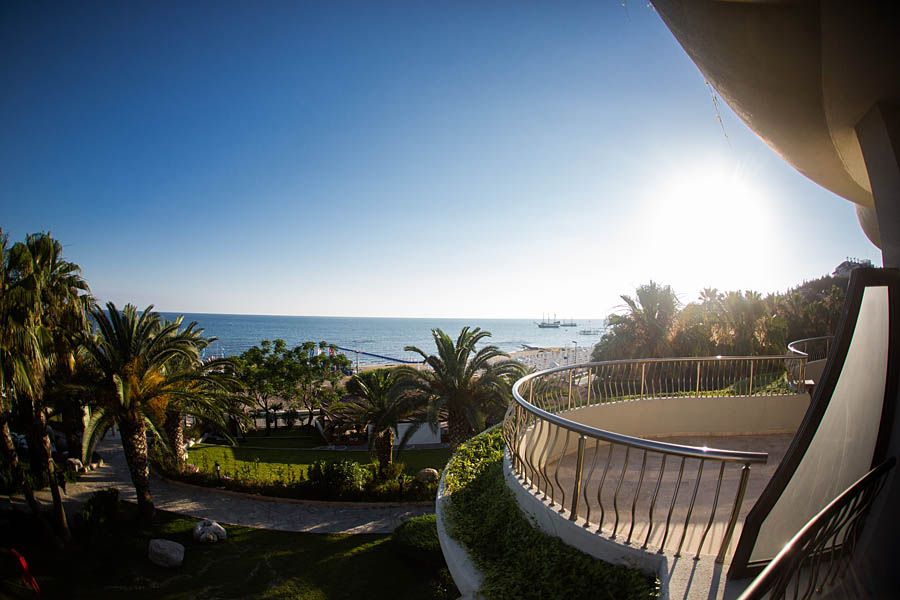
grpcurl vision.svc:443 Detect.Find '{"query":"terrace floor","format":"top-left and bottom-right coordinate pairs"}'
top-left (546, 432), bottom-right (795, 559)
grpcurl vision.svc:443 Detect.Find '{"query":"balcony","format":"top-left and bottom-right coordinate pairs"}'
top-left (437, 355), bottom-right (811, 598)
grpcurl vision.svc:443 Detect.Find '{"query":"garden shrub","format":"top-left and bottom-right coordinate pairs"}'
top-left (308, 459), bottom-right (370, 496)
top-left (74, 487), bottom-right (119, 534)
top-left (444, 428), bottom-right (659, 600)
top-left (392, 513), bottom-right (443, 568)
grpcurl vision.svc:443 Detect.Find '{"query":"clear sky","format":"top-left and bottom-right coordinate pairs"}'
top-left (1, 1), bottom-right (882, 319)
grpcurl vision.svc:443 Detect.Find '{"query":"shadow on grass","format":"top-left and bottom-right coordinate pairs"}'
top-left (1, 504), bottom-right (456, 600)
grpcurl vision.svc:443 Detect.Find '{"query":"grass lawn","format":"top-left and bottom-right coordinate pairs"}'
top-left (187, 444), bottom-right (453, 482)
top-left (1, 505), bottom-right (457, 599)
top-left (238, 427), bottom-right (325, 449)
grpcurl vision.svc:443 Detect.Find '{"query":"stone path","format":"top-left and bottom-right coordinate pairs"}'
top-left (2, 435), bottom-right (433, 534)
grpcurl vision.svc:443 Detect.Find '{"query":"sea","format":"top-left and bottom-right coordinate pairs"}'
top-left (158, 313), bottom-right (606, 367)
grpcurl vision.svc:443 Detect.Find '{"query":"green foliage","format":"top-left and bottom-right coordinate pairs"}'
top-left (444, 428), bottom-right (659, 599)
top-left (73, 488), bottom-right (120, 533)
top-left (396, 327), bottom-right (527, 449)
top-left (307, 459), bottom-right (370, 496)
top-left (233, 339), bottom-right (351, 434)
top-left (392, 514), bottom-right (443, 567)
top-left (594, 275), bottom-right (850, 362)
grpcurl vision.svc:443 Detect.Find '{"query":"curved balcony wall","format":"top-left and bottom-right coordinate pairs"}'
top-left (501, 356), bottom-right (811, 575)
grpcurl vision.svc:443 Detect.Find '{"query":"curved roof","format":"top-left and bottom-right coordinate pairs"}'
top-left (651, 0), bottom-right (900, 212)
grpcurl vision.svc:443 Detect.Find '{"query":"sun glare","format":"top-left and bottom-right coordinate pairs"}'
top-left (638, 160), bottom-right (775, 291)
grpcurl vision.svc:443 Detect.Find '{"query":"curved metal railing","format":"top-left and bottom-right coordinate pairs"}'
top-left (738, 456), bottom-right (895, 600)
top-left (502, 355), bottom-right (807, 563)
top-left (787, 336), bottom-right (835, 363)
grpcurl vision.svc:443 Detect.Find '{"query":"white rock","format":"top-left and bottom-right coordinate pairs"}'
top-left (148, 539), bottom-right (184, 568)
top-left (192, 519), bottom-right (227, 543)
top-left (417, 468), bottom-right (439, 483)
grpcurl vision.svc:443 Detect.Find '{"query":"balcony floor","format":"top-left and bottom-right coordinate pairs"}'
top-left (544, 432), bottom-right (794, 559)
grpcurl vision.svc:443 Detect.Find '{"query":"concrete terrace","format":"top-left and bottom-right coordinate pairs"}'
top-left (547, 432), bottom-right (794, 558)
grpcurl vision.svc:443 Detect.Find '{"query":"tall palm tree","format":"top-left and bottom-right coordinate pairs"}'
top-left (22, 233), bottom-right (91, 539)
top-left (0, 231), bottom-right (48, 521)
top-left (331, 368), bottom-right (421, 478)
top-left (396, 328), bottom-right (525, 451)
top-left (81, 303), bottom-right (208, 520)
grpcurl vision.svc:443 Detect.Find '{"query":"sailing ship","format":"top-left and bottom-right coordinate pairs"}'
top-left (535, 313), bottom-right (561, 328)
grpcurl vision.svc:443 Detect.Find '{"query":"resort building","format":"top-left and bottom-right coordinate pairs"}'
top-left (438, 3), bottom-right (900, 598)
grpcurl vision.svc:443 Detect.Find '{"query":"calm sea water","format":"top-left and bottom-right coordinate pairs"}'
top-left (159, 313), bottom-right (606, 366)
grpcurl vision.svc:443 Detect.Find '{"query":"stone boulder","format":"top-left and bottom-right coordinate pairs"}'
top-left (148, 539), bottom-right (184, 568)
top-left (192, 519), bottom-right (227, 543)
top-left (416, 468), bottom-right (439, 483)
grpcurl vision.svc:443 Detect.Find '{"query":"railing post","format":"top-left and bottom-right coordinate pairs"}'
top-left (514, 403), bottom-right (522, 472)
top-left (717, 463), bottom-right (751, 563)
top-left (586, 367), bottom-right (593, 407)
top-left (568, 369), bottom-right (574, 411)
top-left (749, 361), bottom-right (754, 397)
top-left (640, 363), bottom-right (646, 399)
top-left (696, 361), bottom-right (701, 396)
top-left (570, 435), bottom-right (586, 521)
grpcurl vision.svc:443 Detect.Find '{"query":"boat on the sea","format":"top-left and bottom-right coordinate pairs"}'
top-left (561, 318), bottom-right (577, 327)
top-left (578, 328), bottom-right (603, 335)
top-left (535, 313), bottom-right (561, 328)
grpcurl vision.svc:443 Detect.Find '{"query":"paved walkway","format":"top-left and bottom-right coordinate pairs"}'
top-left (2, 435), bottom-right (433, 534)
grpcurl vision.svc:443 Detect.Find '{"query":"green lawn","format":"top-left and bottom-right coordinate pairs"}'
top-left (238, 427), bottom-right (325, 449)
top-left (1, 506), bottom-right (456, 599)
top-left (187, 444), bottom-right (453, 482)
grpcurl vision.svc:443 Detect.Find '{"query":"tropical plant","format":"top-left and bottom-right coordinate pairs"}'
top-left (160, 350), bottom-right (244, 473)
top-left (80, 303), bottom-right (215, 519)
top-left (0, 232), bottom-right (91, 542)
top-left (0, 230), bottom-right (47, 522)
top-left (330, 368), bottom-right (422, 478)
top-left (397, 328), bottom-right (526, 450)
top-left (593, 281), bottom-right (679, 360)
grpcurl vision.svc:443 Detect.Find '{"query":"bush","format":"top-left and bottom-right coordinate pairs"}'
top-left (74, 488), bottom-right (119, 534)
top-left (392, 514), bottom-right (443, 567)
top-left (307, 459), bottom-right (370, 497)
top-left (444, 428), bottom-right (659, 600)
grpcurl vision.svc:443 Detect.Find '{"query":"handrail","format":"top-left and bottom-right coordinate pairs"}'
top-left (738, 456), bottom-right (896, 600)
top-left (787, 336), bottom-right (834, 362)
top-left (503, 355), bottom-right (807, 562)
top-left (512, 381), bottom-right (769, 463)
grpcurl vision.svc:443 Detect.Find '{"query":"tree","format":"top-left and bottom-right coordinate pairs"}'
top-left (397, 327), bottom-right (526, 450)
top-left (234, 339), bottom-right (290, 436)
top-left (80, 303), bottom-right (210, 520)
top-left (235, 340), bottom-right (350, 435)
top-left (331, 368), bottom-right (421, 478)
top-left (593, 281), bottom-right (679, 360)
top-left (290, 342), bottom-right (350, 426)
top-left (0, 231), bottom-right (49, 526)
top-left (160, 351), bottom-right (243, 473)
top-left (0, 232), bottom-right (91, 542)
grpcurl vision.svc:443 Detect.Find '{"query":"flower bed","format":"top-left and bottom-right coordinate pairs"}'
top-left (442, 427), bottom-right (660, 599)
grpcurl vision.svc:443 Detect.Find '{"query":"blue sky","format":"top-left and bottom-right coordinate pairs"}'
top-left (1, 1), bottom-right (881, 318)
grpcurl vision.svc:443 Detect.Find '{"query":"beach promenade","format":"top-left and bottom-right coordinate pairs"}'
top-left (2, 435), bottom-right (433, 534)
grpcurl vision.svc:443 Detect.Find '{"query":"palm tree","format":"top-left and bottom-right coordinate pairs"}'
top-left (595, 281), bottom-right (679, 360)
top-left (160, 352), bottom-right (244, 473)
top-left (396, 328), bottom-right (525, 451)
top-left (331, 368), bottom-right (421, 478)
top-left (22, 233), bottom-right (91, 539)
top-left (81, 303), bottom-right (208, 520)
top-left (0, 231), bottom-right (48, 522)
